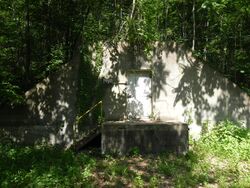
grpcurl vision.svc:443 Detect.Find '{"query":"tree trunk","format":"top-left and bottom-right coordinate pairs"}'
top-left (130, 0), bottom-right (136, 19)
top-left (25, 0), bottom-right (31, 87)
top-left (192, 0), bottom-right (196, 51)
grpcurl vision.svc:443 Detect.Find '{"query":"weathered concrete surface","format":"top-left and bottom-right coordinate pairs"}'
top-left (0, 126), bottom-right (58, 146)
top-left (102, 121), bottom-right (189, 155)
top-left (100, 42), bottom-right (250, 138)
top-left (0, 48), bottom-right (81, 147)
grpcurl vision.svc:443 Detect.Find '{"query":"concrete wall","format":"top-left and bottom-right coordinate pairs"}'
top-left (102, 121), bottom-right (188, 155)
top-left (100, 42), bottom-right (250, 138)
top-left (0, 49), bottom-right (81, 147)
top-left (1, 41), bottom-right (249, 145)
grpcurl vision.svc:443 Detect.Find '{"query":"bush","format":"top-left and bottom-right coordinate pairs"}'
top-left (198, 120), bottom-right (250, 160)
top-left (157, 120), bottom-right (250, 187)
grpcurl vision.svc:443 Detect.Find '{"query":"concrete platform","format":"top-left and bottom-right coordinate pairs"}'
top-left (101, 121), bottom-right (189, 155)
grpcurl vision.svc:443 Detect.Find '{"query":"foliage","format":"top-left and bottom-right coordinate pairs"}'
top-left (0, 81), bottom-right (24, 105)
top-left (0, 120), bottom-right (249, 187)
top-left (158, 120), bottom-right (250, 187)
top-left (46, 44), bottom-right (64, 73)
top-left (0, 144), bottom-right (96, 187)
top-left (198, 120), bottom-right (250, 160)
top-left (0, 0), bottom-right (250, 106)
top-left (77, 43), bottom-right (105, 126)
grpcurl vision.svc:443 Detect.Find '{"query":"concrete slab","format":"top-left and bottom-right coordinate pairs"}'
top-left (101, 121), bottom-right (188, 155)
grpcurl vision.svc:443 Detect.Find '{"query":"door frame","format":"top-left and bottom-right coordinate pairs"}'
top-left (126, 69), bottom-right (153, 120)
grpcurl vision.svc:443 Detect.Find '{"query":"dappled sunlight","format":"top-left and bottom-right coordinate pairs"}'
top-left (92, 155), bottom-right (173, 187)
top-left (0, 120), bottom-right (249, 187)
top-left (100, 42), bottom-right (169, 121)
top-left (0, 46), bottom-right (82, 147)
top-left (174, 59), bottom-right (250, 131)
top-left (100, 41), bottom-right (250, 140)
top-left (1, 40), bottom-right (249, 148)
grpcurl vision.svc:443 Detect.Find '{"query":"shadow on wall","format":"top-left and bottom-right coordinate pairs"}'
top-left (101, 43), bottom-right (140, 120)
top-left (100, 42), bottom-right (169, 120)
top-left (101, 41), bottom-right (250, 129)
top-left (174, 59), bottom-right (250, 129)
top-left (0, 46), bottom-right (81, 147)
top-left (152, 42), bottom-right (194, 99)
top-left (151, 42), bottom-right (250, 129)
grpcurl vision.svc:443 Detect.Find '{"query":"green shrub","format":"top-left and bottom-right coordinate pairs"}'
top-left (0, 120), bottom-right (249, 187)
top-left (198, 120), bottom-right (250, 160)
top-left (157, 120), bottom-right (250, 187)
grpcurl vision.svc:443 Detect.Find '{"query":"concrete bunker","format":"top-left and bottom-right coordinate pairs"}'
top-left (1, 42), bottom-right (249, 153)
top-left (100, 42), bottom-right (250, 154)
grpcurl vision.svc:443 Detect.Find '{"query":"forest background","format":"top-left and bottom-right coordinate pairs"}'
top-left (1, 0), bottom-right (249, 107)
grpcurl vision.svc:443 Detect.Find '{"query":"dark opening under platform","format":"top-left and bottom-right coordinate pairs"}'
top-left (101, 121), bottom-right (189, 155)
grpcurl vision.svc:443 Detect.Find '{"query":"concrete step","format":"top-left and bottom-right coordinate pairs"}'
top-left (72, 126), bottom-right (101, 151)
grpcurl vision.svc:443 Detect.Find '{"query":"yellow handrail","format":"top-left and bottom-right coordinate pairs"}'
top-left (72, 100), bottom-right (103, 149)
top-left (76, 100), bottom-right (103, 123)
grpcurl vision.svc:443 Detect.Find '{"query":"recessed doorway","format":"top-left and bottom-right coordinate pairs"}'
top-left (126, 72), bottom-right (152, 120)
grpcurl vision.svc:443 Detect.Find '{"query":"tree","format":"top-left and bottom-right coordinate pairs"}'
top-left (0, 0), bottom-right (249, 106)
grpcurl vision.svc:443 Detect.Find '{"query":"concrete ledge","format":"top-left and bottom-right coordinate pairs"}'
top-left (0, 126), bottom-right (74, 148)
top-left (101, 121), bottom-right (189, 155)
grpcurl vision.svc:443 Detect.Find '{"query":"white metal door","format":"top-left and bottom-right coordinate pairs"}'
top-left (126, 73), bottom-right (152, 120)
